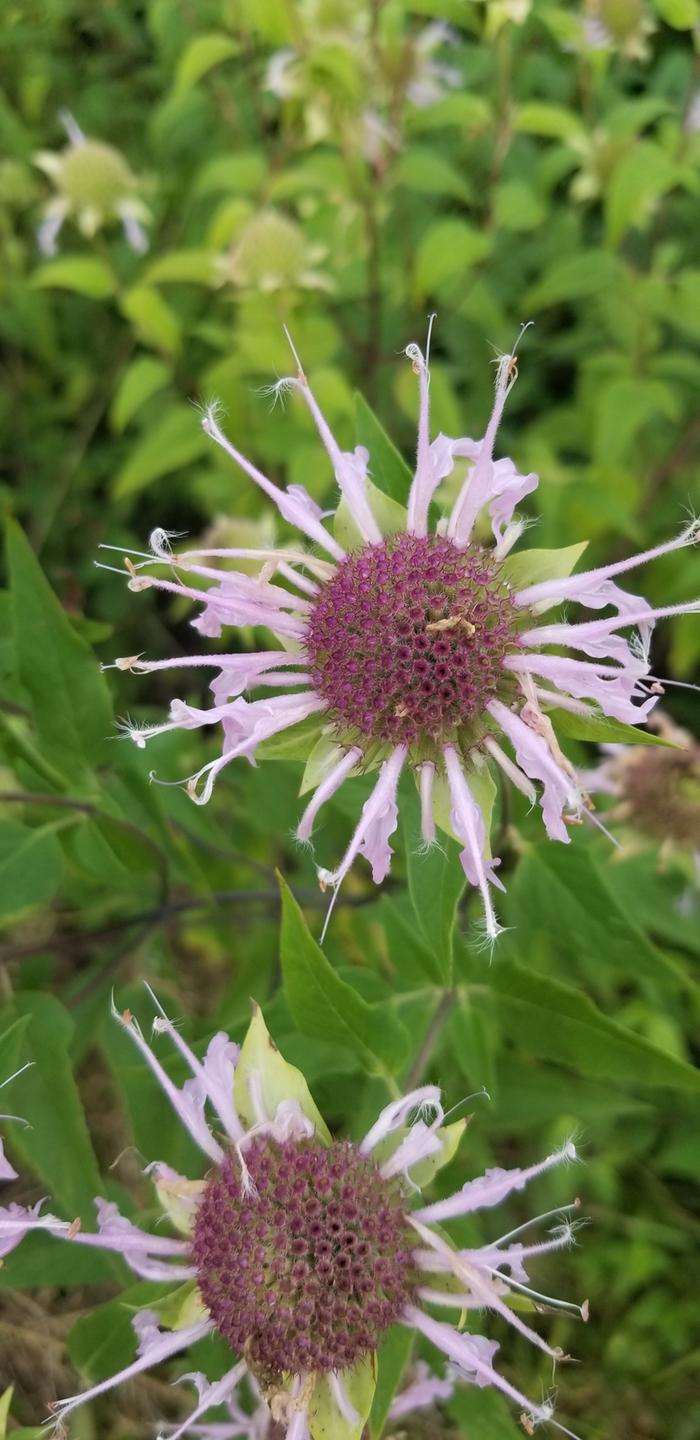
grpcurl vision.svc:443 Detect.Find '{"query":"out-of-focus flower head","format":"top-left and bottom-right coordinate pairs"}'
top-left (1, 998), bottom-right (585, 1438)
top-left (33, 110), bottom-right (150, 256)
top-left (584, 714), bottom-right (700, 862)
top-left (215, 210), bottom-right (331, 294)
top-left (101, 323), bottom-right (700, 943)
top-left (582, 0), bottom-right (655, 59)
top-left (264, 12), bottom-right (461, 156)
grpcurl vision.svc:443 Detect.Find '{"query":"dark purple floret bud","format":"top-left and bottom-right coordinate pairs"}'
top-left (192, 1137), bottom-right (418, 1376)
top-left (305, 534), bottom-right (519, 746)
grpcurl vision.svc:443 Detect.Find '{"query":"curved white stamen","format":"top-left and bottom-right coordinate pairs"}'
top-left (419, 761), bottom-right (437, 844)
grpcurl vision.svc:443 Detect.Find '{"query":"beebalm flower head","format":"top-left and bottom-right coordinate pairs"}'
top-left (584, 714), bottom-right (700, 857)
top-left (1, 997), bottom-right (584, 1440)
top-left (215, 210), bottom-right (331, 294)
top-left (34, 110), bottom-right (150, 256)
top-left (102, 324), bottom-right (700, 942)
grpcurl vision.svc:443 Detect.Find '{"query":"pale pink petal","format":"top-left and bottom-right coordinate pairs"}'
top-left (443, 747), bottom-right (504, 941)
top-left (505, 653), bottom-right (655, 725)
top-left (388, 1361), bottom-right (454, 1419)
top-left (296, 747), bottom-right (362, 843)
top-left (147, 993), bottom-right (245, 1144)
top-left (414, 1141), bottom-right (576, 1223)
top-left (482, 735), bottom-right (536, 805)
top-left (51, 1313), bottom-right (213, 1426)
top-left (0, 1141), bottom-right (17, 1182)
top-left (283, 373), bottom-right (382, 544)
top-left (488, 699), bottom-right (575, 842)
top-left (202, 407), bottom-right (344, 560)
top-left (486, 457), bottom-right (538, 542)
top-left (163, 1362), bottom-right (248, 1440)
top-left (0, 1200), bottom-right (68, 1258)
top-left (361, 1086), bottom-right (443, 1153)
top-left (405, 1307), bottom-right (551, 1420)
top-left (112, 1002), bottom-right (225, 1164)
top-left (524, 600), bottom-right (700, 662)
top-left (447, 352), bottom-right (518, 545)
top-left (323, 745), bottom-right (407, 890)
top-left (186, 693), bottom-right (327, 804)
top-left (515, 519), bottom-right (700, 611)
top-left (380, 1119), bottom-right (444, 1180)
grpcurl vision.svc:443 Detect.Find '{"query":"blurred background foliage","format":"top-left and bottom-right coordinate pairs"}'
top-left (0, 1), bottom-right (699, 1438)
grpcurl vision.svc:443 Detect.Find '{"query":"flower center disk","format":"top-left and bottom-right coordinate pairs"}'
top-left (192, 1137), bottom-right (418, 1375)
top-left (305, 534), bottom-right (519, 746)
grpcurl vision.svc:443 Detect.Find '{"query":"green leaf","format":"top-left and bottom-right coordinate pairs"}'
top-left (653, 0), bottom-right (699, 27)
top-left (112, 405), bottom-right (210, 498)
top-left (68, 1297), bottom-right (138, 1383)
top-left (593, 377), bottom-right (678, 466)
top-left (499, 541), bottom-right (588, 595)
top-left (514, 102), bottom-right (583, 140)
top-left (414, 219), bottom-right (491, 297)
top-left (120, 285), bottom-right (181, 355)
top-left (606, 142), bottom-right (678, 247)
top-left (0, 1387), bottom-right (13, 1440)
top-left (194, 151), bottom-right (267, 196)
top-left (334, 480), bottom-right (408, 549)
top-left (548, 707), bottom-right (680, 748)
top-left (31, 256), bottom-right (116, 300)
top-left (407, 825), bottom-right (466, 984)
top-left (369, 1328), bottom-right (414, 1440)
top-left (279, 875), bottom-right (409, 1075)
top-left (0, 820), bottom-right (63, 923)
top-left (233, 1002), bottom-right (332, 1141)
top-left (173, 33), bottom-right (240, 95)
top-left (448, 1387), bottom-right (522, 1440)
top-left (504, 844), bottom-right (687, 988)
top-left (142, 249), bottom-right (215, 286)
top-left (308, 1353), bottom-right (376, 1440)
top-left (488, 960), bottom-right (700, 1090)
top-left (110, 356), bottom-right (172, 431)
top-left (2, 993), bottom-right (104, 1220)
top-left (354, 393), bottom-right (413, 502)
top-left (7, 520), bottom-right (114, 786)
top-left (406, 92), bottom-right (491, 132)
top-left (395, 146), bottom-right (472, 202)
top-left (524, 251), bottom-right (621, 311)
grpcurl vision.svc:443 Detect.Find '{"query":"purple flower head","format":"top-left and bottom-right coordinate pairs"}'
top-left (1, 997), bottom-right (584, 1440)
top-left (102, 328), bottom-right (699, 941)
